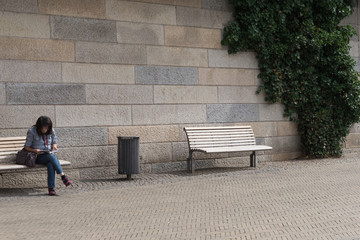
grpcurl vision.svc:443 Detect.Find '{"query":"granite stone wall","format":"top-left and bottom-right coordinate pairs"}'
top-left (0, 0), bottom-right (359, 187)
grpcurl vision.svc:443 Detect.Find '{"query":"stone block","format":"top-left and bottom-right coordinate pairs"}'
top-left (154, 85), bottom-right (217, 104)
top-left (208, 50), bottom-right (258, 69)
top-left (86, 85), bottom-right (153, 104)
top-left (0, 83), bottom-right (4, 104)
top-left (51, 16), bottom-right (116, 42)
top-left (0, 60), bottom-right (61, 83)
top-left (79, 166), bottom-right (118, 180)
top-left (233, 122), bottom-right (277, 137)
top-left (0, 37), bottom-right (74, 62)
top-left (117, 22), bottom-right (164, 45)
top-left (0, 0), bottom-right (38, 13)
top-left (277, 121), bottom-right (298, 136)
top-left (56, 105), bottom-right (131, 127)
top-left (259, 103), bottom-right (288, 121)
top-left (129, 0), bottom-right (201, 8)
top-left (0, 128), bottom-right (27, 137)
top-left (147, 46), bottom-right (208, 67)
top-left (6, 83), bottom-right (86, 104)
top-left (132, 104), bottom-right (206, 125)
top-left (265, 136), bottom-right (301, 153)
top-left (0, 174), bottom-right (2, 187)
top-left (349, 41), bottom-right (359, 57)
top-left (176, 6), bottom-right (232, 29)
top-left (106, 0), bottom-right (176, 25)
top-left (346, 133), bottom-right (360, 148)
top-left (38, 0), bottom-right (105, 19)
top-left (198, 68), bottom-right (255, 86)
top-left (201, 0), bottom-right (232, 11)
top-left (0, 12), bottom-right (49, 38)
top-left (140, 142), bottom-right (172, 163)
top-left (62, 63), bottom-right (134, 84)
top-left (271, 152), bottom-right (302, 161)
top-left (0, 106), bottom-right (55, 128)
top-left (207, 104), bottom-right (258, 123)
top-left (57, 146), bottom-right (117, 168)
top-left (135, 66), bottom-right (198, 85)
top-left (2, 171), bottom-right (47, 188)
top-left (175, 0), bottom-right (201, 7)
top-left (165, 26), bottom-right (221, 48)
top-left (56, 127), bottom-right (108, 147)
top-left (108, 125), bottom-right (180, 144)
top-left (76, 42), bottom-right (146, 64)
top-left (350, 123), bottom-right (360, 133)
top-left (218, 86), bottom-right (266, 104)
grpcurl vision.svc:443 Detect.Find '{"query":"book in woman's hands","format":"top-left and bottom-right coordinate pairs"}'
top-left (40, 149), bottom-right (58, 154)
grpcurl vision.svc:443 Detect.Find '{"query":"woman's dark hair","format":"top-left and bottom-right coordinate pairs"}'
top-left (35, 116), bottom-right (53, 135)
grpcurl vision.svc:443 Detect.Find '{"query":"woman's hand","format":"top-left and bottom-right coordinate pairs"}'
top-left (52, 144), bottom-right (58, 151)
top-left (25, 147), bottom-right (41, 155)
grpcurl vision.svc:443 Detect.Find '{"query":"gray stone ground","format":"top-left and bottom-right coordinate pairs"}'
top-left (1, 156), bottom-right (360, 240)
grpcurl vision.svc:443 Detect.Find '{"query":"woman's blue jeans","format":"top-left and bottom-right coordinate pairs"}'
top-left (36, 153), bottom-right (63, 189)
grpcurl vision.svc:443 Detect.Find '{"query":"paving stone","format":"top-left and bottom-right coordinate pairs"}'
top-left (38, 0), bottom-right (105, 19)
top-left (0, 37), bottom-right (74, 62)
top-left (0, 0), bottom-right (38, 13)
top-left (6, 83), bottom-right (86, 105)
top-left (106, 0), bottom-right (176, 25)
top-left (117, 22), bottom-right (164, 45)
top-left (62, 63), bottom-right (134, 84)
top-left (2, 157), bottom-right (360, 239)
top-left (135, 66), bottom-right (198, 85)
top-left (0, 11), bottom-right (49, 38)
top-left (76, 42), bottom-right (146, 64)
top-left (51, 16), bottom-right (117, 42)
top-left (207, 104), bottom-right (259, 123)
top-left (0, 60), bottom-right (61, 83)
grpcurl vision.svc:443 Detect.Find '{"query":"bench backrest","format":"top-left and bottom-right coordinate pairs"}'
top-left (184, 126), bottom-right (256, 150)
top-left (0, 136), bottom-right (26, 164)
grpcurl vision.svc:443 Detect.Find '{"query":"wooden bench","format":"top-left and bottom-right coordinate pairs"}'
top-left (0, 136), bottom-right (70, 172)
top-left (184, 126), bottom-right (272, 173)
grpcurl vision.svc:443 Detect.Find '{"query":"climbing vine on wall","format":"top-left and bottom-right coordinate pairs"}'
top-left (222, 0), bottom-right (360, 157)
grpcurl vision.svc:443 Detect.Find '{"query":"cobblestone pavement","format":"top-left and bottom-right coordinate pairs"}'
top-left (1, 156), bottom-right (360, 240)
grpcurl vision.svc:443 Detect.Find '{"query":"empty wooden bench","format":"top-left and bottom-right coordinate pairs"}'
top-left (0, 136), bottom-right (70, 172)
top-left (184, 126), bottom-right (272, 173)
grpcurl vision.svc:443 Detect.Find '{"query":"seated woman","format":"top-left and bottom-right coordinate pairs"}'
top-left (24, 116), bottom-right (71, 196)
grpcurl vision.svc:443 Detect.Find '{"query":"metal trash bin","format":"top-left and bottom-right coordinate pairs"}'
top-left (118, 136), bottom-right (140, 180)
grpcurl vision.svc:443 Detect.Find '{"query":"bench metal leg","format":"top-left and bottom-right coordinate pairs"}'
top-left (250, 153), bottom-right (254, 167)
top-left (187, 151), bottom-right (195, 174)
top-left (250, 151), bottom-right (257, 167)
top-left (253, 151), bottom-right (257, 167)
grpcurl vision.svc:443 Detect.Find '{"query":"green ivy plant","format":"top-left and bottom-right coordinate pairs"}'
top-left (222, 0), bottom-right (360, 157)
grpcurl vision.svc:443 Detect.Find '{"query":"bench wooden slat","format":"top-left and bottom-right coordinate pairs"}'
top-left (0, 160), bottom-right (71, 172)
top-left (194, 145), bottom-right (273, 153)
top-left (0, 136), bottom-right (26, 140)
